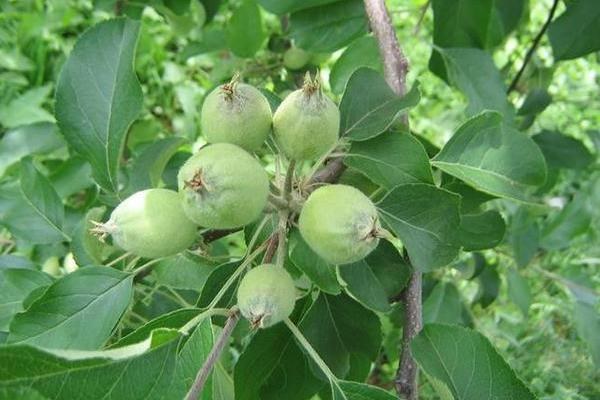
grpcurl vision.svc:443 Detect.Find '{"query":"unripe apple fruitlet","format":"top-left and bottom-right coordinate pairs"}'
top-left (201, 77), bottom-right (272, 152)
top-left (92, 189), bottom-right (197, 259)
top-left (273, 74), bottom-right (339, 160)
top-left (177, 143), bottom-right (269, 229)
top-left (299, 184), bottom-right (381, 265)
top-left (237, 264), bottom-right (296, 329)
top-left (283, 47), bottom-right (310, 70)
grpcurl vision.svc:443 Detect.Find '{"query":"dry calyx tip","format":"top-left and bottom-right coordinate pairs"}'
top-left (184, 169), bottom-right (211, 193)
top-left (302, 72), bottom-right (321, 97)
top-left (90, 220), bottom-right (117, 243)
top-left (221, 73), bottom-right (241, 101)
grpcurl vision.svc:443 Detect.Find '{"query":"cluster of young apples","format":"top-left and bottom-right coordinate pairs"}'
top-left (95, 75), bottom-right (384, 329)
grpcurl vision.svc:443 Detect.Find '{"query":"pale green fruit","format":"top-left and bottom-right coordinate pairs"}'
top-left (273, 77), bottom-right (339, 160)
top-left (177, 143), bottom-right (269, 229)
top-left (100, 189), bottom-right (197, 259)
top-left (283, 47), bottom-right (310, 70)
top-left (299, 184), bottom-right (380, 265)
top-left (237, 264), bottom-right (296, 328)
top-left (201, 81), bottom-right (272, 152)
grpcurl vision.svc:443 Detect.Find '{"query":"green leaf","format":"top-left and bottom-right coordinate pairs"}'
top-left (55, 18), bottom-right (143, 193)
top-left (197, 261), bottom-right (240, 308)
top-left (532, 130), bottom-right (594, 170)
top-left (7, 266), bottom-right (133, 350)
top-left (339, 261), bottom-right (390, 313)
top-left (517, 88), bottom-right (552, 116)
top-left (509, 207), bottom-right (540, 267)
top-left (345, 131), bottom-right (433, 188)
top-left (2, 159), bottom-right (70, 244)
top-left (153, 253), bottom-right (215, 290)
top-left (475, 263), bottom-right (500, 308)
top-left (378, 184), bottom-right (461, 272)
top-left (181, 28), bottom-right (227, 58)
top-left (289, 0), bottom-right (367, 53)
top-left (0, 387), bottom-right (48, 400)
top-left (226, 1), bottom-right (265, 58)
top-left (573, 300), bottom-right (600, 368)
top-left (364, 240), bottom-right (410, 298)
top-left (234, 297), bottom-right (324, 400)
top-left (459, 210), bottom-right (506, 251)
top-left (0, 330), bottom-right (181, 399)
top-left (423, 282), bottom-right (469, 326)
top-left (548, 0), bottom-right (600, 60)
top-left (541, 191), bottom-right (593, 250)
top-left (0, 183), bottom-right (62, 244)
top-left (299, 293), bottom-right (381, 379)
top-left (432, 111), bottom-right (547, 202)
top-left (0, 268), bottom-right (53, 331)
top-left (338, 241), bottom-right (409, 313)
top-left (330, 36), bottom-right (382, 95)
top-left (435, 48), bottom-right (514, 119)
top-left (442, 178), bottom-right (495, 214)
top-left (113, 308), bottom-right (198, 347)
top-left (340, 68), bottom-right (420, 141)
top-left (411, 324), bottom-right (536, 400)
top-left (257, 0), bottom-right (339, 15)
top-left (429, 0), bottom-right (526, 79)
top-left (0, 85), bottom-right (55, 128)
top-left (506, 268), bottom-right (531, 317)
top-left (338, 381), bottom-right (397, 399)
top-left (128, 137), bottom-right (186, 193)
top-left (168, 319), bottom-right (215, 399)
top-left (0, 122), bottom-right (65, 177)
top-left (288, 229), bottom-right (341, 295)
top-left (20, 160), bottom-right (65, 230)
top-left (431, 0), bottom-right (525, 49)
top-left (70, 206), bottom-right (107, 267)
top-left (50, 156), bottom-right (94, 198)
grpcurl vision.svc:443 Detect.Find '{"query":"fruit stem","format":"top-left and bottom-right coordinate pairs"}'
top-left (247, 215), bottom-right (270, 254)
top-left (284, 317), bottom-right (345, 395)
top-left (131, 256), bottom-right (164, 275)
top-left (185, 309), bottom-right (240, 400)
top-left (284, 160), bottom-right (296, 202)
top-left (105, 251), bottom-right (132, 268)
top-left (125, 256), bottom-right (142, 271)
top-left (268, 193), bottom-right (289, 210)
top-left (275, 209), bottom-right (288, 268)
top-left (376, 227), bottom-right (404, 253)
top-left (178, 307), bottom-right (232, 335)
top-left (205, 239), bottom-right (270, 311)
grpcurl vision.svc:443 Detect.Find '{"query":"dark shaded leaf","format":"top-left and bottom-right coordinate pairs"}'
top-left (412, 324), bottom-right (536, 400)
top-left (378, 184), bottom-right (461, 272)
top-left (340, 68), bottom-right (420, 141)
top-left (289, 0), bottom-right (367, 53)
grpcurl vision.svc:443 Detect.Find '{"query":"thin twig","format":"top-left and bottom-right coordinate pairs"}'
top-left (306, 157), bottom-right (347, 194)
top-left (507, 0), bottom-right (560, 94)
top-left (364, 0), bottom-right (409, 97)
top-left (202, 228), bottom-right (239, 243)
top-left (262, 233), bottom-right (279, 264)
top-left (413, 0), bottom-right (430, 35)
top-left (363, 0), bottom-right (420, 398)
top-left (284, 160), bottom-right (296, 201)
top-left (275, 210), bottom-right (288, 268)
top-left (185, 310), bottom-right (240, 400)
top-left (114, 0), bottom-right (124, 15)
top-left (395, 270), bottom-right (422, 399)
